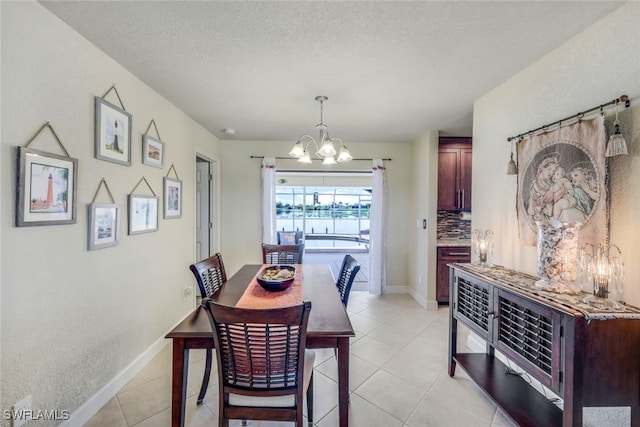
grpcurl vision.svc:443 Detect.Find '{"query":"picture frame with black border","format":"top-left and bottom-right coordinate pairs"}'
top-left (88, 203), bottom-right (120, 250)
top-left (94, 96), bottom-right (132, 166)
top-left (163, 177), bottom-right (182, 219)
top-left (16, 146), bottom-right (78, 227)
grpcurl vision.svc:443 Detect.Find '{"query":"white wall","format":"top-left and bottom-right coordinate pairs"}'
top-left (1, 2), bottom-right (219, 423)
top-left (408, 131), bottom-right (439, 308)
top-left (219, 139), bottom-right (412, 291)
top-left (473, 2), bottom-right (640, 307)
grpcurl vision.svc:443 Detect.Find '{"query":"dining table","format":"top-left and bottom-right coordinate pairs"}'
top-left (166, 263), bottom-right (356, 427)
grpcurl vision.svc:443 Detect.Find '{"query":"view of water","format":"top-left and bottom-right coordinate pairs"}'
top-left (277, 217), bottom-right (369, 235)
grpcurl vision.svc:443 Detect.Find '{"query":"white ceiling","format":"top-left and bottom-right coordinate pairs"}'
top-left (41, 1), bottom-right (622, 143)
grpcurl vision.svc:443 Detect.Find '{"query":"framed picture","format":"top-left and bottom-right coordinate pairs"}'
top-left (95, 96), bottom-right (132, 166)
top-left (88, 203), bottom-right (120, 250)
top-left (128, 194), bottom-right (159, 235)
top-left (142, 135), bottom-right (165, 168)
top-left (16, 147), bottom-right (78, 226)
top-left (163, 177), bottom-right (182, 219)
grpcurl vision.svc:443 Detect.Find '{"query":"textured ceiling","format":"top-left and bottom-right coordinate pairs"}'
top-left (41, 1), bottom-right (622, 143)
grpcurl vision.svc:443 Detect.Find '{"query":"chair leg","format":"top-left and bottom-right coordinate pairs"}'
top-left (197, 348), bottom-right (212, 404)
top-left (307, 371), bottom-right (314, 426)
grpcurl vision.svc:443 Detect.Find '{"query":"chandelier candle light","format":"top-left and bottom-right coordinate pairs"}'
top-left (289, 96), bottom-right (353, 165)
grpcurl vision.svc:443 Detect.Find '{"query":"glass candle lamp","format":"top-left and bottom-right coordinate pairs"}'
top-left (472, 229), bottom-right (493, 266)
top-left (594, 245), bottom-right (610, 298)
top-left (579, 243), bottom-right (624, 302)
top-left (478, 239), bottom-right (488, 263)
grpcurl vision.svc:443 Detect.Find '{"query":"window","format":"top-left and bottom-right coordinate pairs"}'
top-left (275, 181), bottom-right (371, 250)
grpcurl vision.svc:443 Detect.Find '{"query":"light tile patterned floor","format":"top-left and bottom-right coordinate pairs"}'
top-left (304, 252), bottom-right (369, 292)
top-left (85, 292), bottom-right (518, 426)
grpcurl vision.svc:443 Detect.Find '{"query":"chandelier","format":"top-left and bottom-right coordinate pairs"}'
top-left (288, 96), bottom-right (353, 165)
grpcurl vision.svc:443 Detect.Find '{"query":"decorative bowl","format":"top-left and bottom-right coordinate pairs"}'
top-left (256, 265), bottom-right (296, 292)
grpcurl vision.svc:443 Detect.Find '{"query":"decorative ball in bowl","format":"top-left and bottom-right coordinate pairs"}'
top-left (256, 265), bottom-right (296, 292)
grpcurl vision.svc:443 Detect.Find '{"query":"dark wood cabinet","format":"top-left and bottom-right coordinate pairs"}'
top-left (436, 246), bottom-right (470, 304)
top-left (449, 264), bottom-right (640, 427)
top-left (438, 137), bottom-right (472, 211)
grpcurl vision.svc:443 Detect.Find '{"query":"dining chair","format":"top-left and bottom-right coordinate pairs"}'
top-left (336, 254), bottom-right (361, 307)
top-left (202, 299), bottom-right (315, 427)
top-left (188, 253), bottom-right (227, 404)
top-left (262, 243), bottom-right (305, 264)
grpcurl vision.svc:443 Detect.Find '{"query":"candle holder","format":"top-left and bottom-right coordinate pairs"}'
top-left (472, 229), bottom-right (493, 266)
top-left (579, 243), bottom-right (624, 302)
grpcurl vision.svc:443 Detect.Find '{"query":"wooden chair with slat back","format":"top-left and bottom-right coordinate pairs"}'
top-left (202, 299), bottom-right (315, 427)
top-left (188, 253), bottom-right (227, 404)
top-left (336, 254), bottom-right (361, 308)
top-left (262, 243), bottom-right (305, 264)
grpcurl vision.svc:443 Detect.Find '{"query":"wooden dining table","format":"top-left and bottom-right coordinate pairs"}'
top-left (166, 263), bottom-right (355, 427)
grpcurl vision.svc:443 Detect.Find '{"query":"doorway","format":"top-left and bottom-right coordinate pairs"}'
top-left (195, 155), bottom-right (218, 262)
top-left (275, 170), bottom-right (371, 290)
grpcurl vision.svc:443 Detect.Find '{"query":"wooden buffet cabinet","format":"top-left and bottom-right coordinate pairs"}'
top-left (448, 263), bottom-right (640, 427)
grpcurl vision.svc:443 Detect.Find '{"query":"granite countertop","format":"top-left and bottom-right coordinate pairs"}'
top-left (436, 238), bottom-right (471, 247)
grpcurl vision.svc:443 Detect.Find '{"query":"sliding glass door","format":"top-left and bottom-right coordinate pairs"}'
top-left (275, 185), bottom-right (371, 249)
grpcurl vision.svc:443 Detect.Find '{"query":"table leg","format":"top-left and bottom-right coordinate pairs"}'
top-left (171, 339), bottom-right (190, 427)
top-left (337, 337), bottom-right (350, 427)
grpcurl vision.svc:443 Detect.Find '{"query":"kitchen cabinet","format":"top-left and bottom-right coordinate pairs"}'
top-left (436, 246), bottom-right (470, 303)
top-left (438, 137), bottom-right (472, 211)
top-left (449, 263), bottom-right (640, 427)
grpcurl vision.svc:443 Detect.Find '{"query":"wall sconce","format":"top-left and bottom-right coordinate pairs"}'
top-left (605, 98), bottom-right (628, 157)
top-left (472, 229), bottom-right (493, 266)
top-left (506, 138), bottom-right (518, 175)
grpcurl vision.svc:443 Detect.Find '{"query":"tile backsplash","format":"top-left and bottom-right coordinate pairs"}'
top-left (437, 211), bottom-right (471, 240)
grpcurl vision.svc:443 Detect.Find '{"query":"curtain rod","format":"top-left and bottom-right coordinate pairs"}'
top-left (250, 156), bottom-right (392, 161)
top-left (507, 94), bottom-right (630, 142)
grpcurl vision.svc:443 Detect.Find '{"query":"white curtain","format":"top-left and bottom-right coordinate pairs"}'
top-left (261, 157), bottom-right (277, 244)
top-left (369, 159), bottom-right (387, 295)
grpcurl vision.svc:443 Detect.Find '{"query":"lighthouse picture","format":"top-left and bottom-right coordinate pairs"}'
top-left (95, 96), bottom-right (132, 165)
top-left (105, 115), bottom-right (124, 154)
top-left (29, 162), bottom-right (69, 213)
top-left (17, 146), bottom-right (78, 226)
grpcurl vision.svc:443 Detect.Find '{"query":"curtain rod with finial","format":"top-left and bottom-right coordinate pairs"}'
top-left (507, 94), bottom-right (630, 142)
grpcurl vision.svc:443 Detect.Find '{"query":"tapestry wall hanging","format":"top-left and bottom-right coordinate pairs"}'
top-left (517, 115), bottom-right (608, 247)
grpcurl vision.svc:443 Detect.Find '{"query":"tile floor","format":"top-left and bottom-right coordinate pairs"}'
top-left (304, 252), bottom-right (369, 292)
top-left (85, 292), bottom-right (518, 427)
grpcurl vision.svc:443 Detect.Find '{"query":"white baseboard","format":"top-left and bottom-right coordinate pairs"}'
top-left (406, 287), bottom-right (439, 310)
top-left (61, 337), bottom-right (169, 426)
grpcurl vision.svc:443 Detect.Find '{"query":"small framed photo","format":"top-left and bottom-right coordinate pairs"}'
top-left (16, 147), bottom-right (78, 226)
top-left (142, 135), bottom-right (165, 168)
top-left (95, 96), bottom-right (132, 166)
top-left (88, 203), bottom-right (120, 250)
top-left (164, 177), bottom-right (182, 219)
top-left (128, 194), bottom-right (159, 235)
